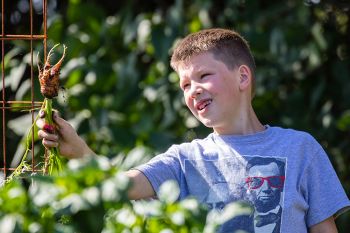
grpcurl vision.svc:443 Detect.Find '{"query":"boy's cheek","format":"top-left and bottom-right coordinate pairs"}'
top-left (185, 99), bottom-right (195, 111)
top-left (183, 95), bottom-right (191, 106)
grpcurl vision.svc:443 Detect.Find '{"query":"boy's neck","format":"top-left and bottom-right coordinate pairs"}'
top-left (213, 106), bottom-right (265, 135)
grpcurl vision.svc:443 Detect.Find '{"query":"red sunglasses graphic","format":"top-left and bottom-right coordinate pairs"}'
top-left (246, 176), bottom-right (285, 190)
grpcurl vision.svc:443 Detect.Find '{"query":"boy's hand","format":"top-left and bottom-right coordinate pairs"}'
top-left (37, 110), bottom-right (95, 159)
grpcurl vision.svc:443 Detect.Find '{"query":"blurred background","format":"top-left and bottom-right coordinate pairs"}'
top-left (1, 0), bottom-right (349, 230)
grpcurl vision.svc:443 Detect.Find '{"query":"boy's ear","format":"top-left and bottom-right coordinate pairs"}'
top-left (238, 65), bottom-right (251, 91)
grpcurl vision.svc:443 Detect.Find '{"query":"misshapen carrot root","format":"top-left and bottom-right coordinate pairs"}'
top-left (37, 44), bottom-right (67, 99)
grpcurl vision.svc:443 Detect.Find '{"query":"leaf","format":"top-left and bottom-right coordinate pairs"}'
top-left (158, 180), bottom-right (180, 204)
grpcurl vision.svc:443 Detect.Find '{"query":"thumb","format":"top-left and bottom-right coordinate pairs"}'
top-left (53, 114), bottom-right (68, 128)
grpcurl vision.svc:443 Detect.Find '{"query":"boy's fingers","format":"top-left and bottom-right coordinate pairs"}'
top-left (52, 109), bottom-right (60, 118)
top-left (42, 138), bottom-right (59, 148)
top-left (37, 109), bottom-right (61, 131)
top-left (39, 109), bottom-right (45, 118)
top-left (37, 129), bottom-right (44, 139)
top-left (38, 129), bottom-right (59, 141)
top-left (52, 114), bottom-right (66, 129)
top-left (36, 118), bottom-right (45, 129)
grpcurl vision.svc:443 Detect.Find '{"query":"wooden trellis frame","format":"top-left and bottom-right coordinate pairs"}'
top-left (1, 0), bottom-right (48, 179)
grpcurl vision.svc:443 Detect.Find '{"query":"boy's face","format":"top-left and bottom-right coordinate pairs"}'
top-left (177, 52), bottom-right (245, 134)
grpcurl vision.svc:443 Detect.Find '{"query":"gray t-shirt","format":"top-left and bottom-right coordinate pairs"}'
top-left (136, 126), bottom-right (350, 233)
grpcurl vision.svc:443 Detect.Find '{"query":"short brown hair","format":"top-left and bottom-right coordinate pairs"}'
top-left (170, 28), bottom-right (256, 96)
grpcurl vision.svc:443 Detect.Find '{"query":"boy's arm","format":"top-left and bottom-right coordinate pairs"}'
top-left (126, 169), bottom-right (156, 200)
top-left (38, 113), bottom-right (156, 200)
top-left (309, 216), bottom-right (338, 233)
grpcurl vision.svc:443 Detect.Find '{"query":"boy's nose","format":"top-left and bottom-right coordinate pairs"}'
top-left (189, 83), bottom-right (203, 99)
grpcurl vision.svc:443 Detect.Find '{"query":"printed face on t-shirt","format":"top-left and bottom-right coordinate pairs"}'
top-left (246, 162), bottom-right (284, 213)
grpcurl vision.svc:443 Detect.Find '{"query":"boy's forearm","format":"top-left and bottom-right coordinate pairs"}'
top-left (76, 137), bottom-right (96, 158)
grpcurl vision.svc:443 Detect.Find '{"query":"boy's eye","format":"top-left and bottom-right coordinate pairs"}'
top-left (182, 83), bottom-right (190, 90)
top-left (200, 73), bottom-right (210, 79)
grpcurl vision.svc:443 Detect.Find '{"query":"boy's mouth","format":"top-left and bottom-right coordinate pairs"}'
top-left (196, 99), bottom-right (212, 111)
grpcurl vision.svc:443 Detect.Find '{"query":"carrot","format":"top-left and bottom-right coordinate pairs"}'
top-left (38, 43), bottom-right (67, 99)
top-left (38, 44), bottom-right (67, 174)
top-left (7, 44), bottom-right (68, 182)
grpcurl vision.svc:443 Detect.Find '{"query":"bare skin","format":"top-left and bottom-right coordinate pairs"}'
top-left (37, 113), bottom-right (94, 158)
top-left (309, 217), bottom-right (338, 233)
top-left (37, 52), bottom-right (339, 231)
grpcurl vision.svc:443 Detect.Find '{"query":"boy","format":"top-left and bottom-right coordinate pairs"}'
top-left (38, 28), bottom-right (350, 232)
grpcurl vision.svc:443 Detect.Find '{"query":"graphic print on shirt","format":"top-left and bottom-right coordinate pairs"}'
top-left (184, 156), bottom-right (286, 233)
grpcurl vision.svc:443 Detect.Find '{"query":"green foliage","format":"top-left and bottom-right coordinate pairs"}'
top-left (2, 0), bottom-right (350, 231)
top-left (0, 156), bottom-right (251, 233)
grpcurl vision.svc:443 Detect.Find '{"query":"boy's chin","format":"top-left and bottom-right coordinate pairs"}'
top-left (199, 118), bottom-right (215, 128)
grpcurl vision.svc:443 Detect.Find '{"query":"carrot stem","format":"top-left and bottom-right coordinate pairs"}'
top-left (43, 98), bottom-right (63, 175)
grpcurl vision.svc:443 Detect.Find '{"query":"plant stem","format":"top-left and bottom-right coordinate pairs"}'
top-left (43, 98), bottom-right (63, 175)
top-left (5, 114), bottom-right (39, 183)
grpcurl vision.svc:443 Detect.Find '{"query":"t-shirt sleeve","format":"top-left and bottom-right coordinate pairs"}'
top-left (134, 145), bottom-right (185, 198)
top-left (302, 144), bottom-right (350, 227)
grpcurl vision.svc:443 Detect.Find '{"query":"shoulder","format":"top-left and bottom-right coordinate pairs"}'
top-left (268, 126), bottom-right (325, 163)
top-left (269, 126), bottom-right (319, 145)
top-left (169, 133), bottom-right (217, 157)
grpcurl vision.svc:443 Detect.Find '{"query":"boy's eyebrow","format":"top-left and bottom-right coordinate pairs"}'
top-left (178, 75), bottom-right (188, 85)
top-left (181, 66), bottom-right (209, 78)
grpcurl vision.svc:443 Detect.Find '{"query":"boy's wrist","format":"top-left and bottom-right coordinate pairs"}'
top-left (74, 137), bottom-right (96, 158)
top-left (81, 142), bottom-right (96, 157)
